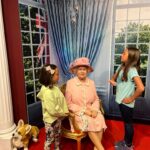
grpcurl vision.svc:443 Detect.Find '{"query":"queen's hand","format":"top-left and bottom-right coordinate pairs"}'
top-left (91, 110), bottom-right (98, 118)
top-left (84, 109), bottom-right (92, 117)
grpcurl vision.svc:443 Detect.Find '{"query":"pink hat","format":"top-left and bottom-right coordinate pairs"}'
top-left (69, 57), bottom-right (93, 73)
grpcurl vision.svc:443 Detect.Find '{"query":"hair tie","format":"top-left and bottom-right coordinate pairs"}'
top-left (45, 66), bottom-right (55, 75)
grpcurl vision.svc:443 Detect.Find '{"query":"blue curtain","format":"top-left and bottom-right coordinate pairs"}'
top-left (47, 0), bottom-right (112, 79)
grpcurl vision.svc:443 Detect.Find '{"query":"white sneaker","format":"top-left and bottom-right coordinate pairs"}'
top-left (123, 144), bottom-right (134, 150)
top-left (114, 140), bottom-right (125, 150)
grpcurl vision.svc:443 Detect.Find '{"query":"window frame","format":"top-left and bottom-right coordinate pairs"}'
top-left (19, 0), bottom-right (49, 105)
top-left (111, 1), bottom-right (150, 97)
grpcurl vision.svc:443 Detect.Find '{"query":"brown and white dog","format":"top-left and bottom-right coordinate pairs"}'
top-left (11, 119), bottom-right (39, 150)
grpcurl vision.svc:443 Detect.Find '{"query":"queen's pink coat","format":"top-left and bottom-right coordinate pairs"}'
top-left (65, 77), bottom-right (107, 132)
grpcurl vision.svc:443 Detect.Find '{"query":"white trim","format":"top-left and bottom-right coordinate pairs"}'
top-left (19, 0), bottom-right (45, 8)
top-left (0, 0), bottom-right (16, 147)
top-left (116, 3), bottom-right (150, 9)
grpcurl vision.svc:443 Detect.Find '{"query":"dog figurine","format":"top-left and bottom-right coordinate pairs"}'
top-left (11, 119), bottom-right (39, 150)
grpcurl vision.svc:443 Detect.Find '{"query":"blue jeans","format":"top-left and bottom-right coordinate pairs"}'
top-left (119, 104), bottom-right (134, 147)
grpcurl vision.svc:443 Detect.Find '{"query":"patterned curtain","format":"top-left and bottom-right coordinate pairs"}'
top-left (46, 0), bottom-right (113, 79)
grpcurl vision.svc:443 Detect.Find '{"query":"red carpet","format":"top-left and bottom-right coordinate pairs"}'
top-left (29, 120), bottom-right (150, 150)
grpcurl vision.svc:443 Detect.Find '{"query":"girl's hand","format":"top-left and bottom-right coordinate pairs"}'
top-left (122, 97), bottom-right (134, 104)
top-left (108, 80), bottom-right (117, 86)
top-left (91, 110), bottom-right (98, 118)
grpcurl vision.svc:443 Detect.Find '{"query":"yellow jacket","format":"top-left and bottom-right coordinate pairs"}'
top-left (37, 85), bottom-right (69, 123)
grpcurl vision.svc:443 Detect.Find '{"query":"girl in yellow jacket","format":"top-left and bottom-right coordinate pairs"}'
top-left (37, 64), bottom-right (69, 150)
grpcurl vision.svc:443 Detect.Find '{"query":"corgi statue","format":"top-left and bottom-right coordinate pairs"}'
top-left (11, 119), bottom-right (39, 150)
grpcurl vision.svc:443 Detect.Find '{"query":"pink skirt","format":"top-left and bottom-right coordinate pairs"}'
top-left (70, 111), bottom-right (107, 132)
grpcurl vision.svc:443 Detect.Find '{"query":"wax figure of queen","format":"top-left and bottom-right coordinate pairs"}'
top-left (65, 57), bottom-right (107, 150)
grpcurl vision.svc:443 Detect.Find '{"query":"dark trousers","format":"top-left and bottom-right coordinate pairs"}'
top-left (119, 104), bottom-right (134, 147)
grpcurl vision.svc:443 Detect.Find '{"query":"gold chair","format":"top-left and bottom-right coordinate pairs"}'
top-left (60, 83), bottom-right (104, 150)
top-left (61, 113), bottom-right (87, 150)
top-left (60, 83), bottom-right (87, 150)
top-left (99, 100), bottom-right (105, 115)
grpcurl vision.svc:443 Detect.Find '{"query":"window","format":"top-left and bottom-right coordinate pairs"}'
top-left (113, 0), bottom-right (150, 96)
top-left (19, 0), bottom-right (49, 105)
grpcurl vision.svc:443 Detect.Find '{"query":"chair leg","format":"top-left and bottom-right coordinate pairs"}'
top-left (77, 139), bottom-right (81, 150)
